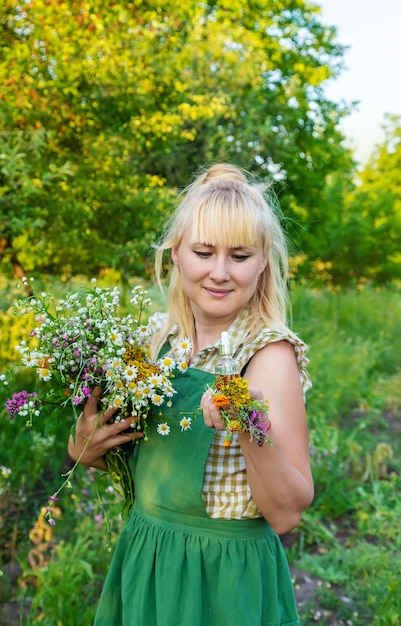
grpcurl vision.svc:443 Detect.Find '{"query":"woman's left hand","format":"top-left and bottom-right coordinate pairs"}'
top-left (200, 390), bottom-right (225, 430)
top-left (200, 384), bottom-right (265, 431)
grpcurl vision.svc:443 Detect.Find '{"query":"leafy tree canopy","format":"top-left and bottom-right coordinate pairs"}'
top-left (0, 0), bottom-right (352, 281)
top-left (298, 115), bottom-right (401, 285)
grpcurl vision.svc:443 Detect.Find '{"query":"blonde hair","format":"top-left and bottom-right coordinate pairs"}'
top-left (152, 163), bottom-right (290, 355)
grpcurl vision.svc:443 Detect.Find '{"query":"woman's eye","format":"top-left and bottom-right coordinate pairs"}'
top-left (194, 250), bottom-right (211, 258)
top-left (232, 254), bottom-right (249, 261)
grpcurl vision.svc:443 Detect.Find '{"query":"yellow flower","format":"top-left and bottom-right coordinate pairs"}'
top-left (227, 419), bottom-right (241, 432)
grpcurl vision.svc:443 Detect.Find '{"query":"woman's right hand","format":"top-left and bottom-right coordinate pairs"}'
top-left (67, 388), bottom-right (144, 470)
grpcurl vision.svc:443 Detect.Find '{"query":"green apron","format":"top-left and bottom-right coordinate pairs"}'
top-left (94, 367), bottom-right (301, 626)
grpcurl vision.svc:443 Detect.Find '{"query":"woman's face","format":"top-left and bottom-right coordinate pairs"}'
top-left (172, 229), bottom-right (267, 327)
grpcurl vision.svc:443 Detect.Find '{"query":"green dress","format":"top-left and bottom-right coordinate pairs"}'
top-left (94, 367), bottom-right (301, 626)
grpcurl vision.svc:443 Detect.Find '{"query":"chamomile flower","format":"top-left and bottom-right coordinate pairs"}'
top-left (159, 356), bottom-right (175, 372)
top-left (136, 325), bottom-right (150, 340)
top-left (141, 384), bottom-right (153, 397)
top-left (176, 337), bottom-right (192, 357)
top-left (123, 365), bottom-right (138, 381)
top-left (37, 366), bottom-right (52, 381)
top-left (112, 395), bottom-right (125, 409)
top-left (22, 353), bottom-right (39, 367)
top-left (177, 361), bottom-right (189, 373)
top-left (105, 368), bottom-right (116, 380)
top-left (148, 374), bottom-right (164, 387)
top-left (157, 422), bottom-right (170, 436)
top-left (179, 416), bottom-right (192, 431)
top-left (151, 393), bottom-right (164, 406)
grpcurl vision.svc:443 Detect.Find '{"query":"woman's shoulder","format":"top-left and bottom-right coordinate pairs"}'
top-left (235, 326), bottom-right (312, 396)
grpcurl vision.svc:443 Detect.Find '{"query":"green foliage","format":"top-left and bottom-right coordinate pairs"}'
top-left (25, 515), bottom-right (116, 625)
top-left (0, 0), bottom-right (352, 280)
top-left (287, 284), bottom-right (401, 624)
top-left (2, 4), bottom-right (401, 286)
top-left (297, 530), bottom-right (401, 625)
top-left (292, 286), bottom-right (401, 420)
top-left (1, 280), bottom-right (401, 624)
top-left (298, 115), bottom-right (401, 286)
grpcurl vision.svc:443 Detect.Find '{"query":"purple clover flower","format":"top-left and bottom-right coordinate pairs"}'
top-left (5, 390), bottom-right (40, 421)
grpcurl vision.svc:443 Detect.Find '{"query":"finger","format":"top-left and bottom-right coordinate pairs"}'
top-left (200, 390), bottom-right (212, 409)
top-left (201, 392), bottom-right (214, 427)
top-left (100, 405), bottom-right (121, 424)
top-left (100, 418), bottom-right (144, 447)
top-left (202, 400), bottom-right (225, 431)
top-left (108, 431), bottom-right (144, 448)
top-left (82, 388), bottom-right (101, 416)
top-left (113, 416), bottom-right (136, 434)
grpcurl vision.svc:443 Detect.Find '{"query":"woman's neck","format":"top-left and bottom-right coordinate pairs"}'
top-left (192, 319), bottom-right (234, 355)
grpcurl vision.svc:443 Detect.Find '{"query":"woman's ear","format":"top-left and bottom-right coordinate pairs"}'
top-left (171, 246), bottom-right (179, 267)
top-left (259, 257), bottom-right (268, 275)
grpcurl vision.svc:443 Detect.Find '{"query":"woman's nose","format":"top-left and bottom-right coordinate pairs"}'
top-left (209, 256), bottom-right (230, 282)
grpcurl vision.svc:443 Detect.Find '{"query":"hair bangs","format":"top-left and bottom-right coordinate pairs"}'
top-left (188, 190), bottom-right (263, 248)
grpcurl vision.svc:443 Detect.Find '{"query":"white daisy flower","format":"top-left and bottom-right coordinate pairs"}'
top-left (160, 356), bottom-right (175, 372)
top-left (177, 361), bottom-right (189, 373)
top-left (123, 365), bottom-right (138, 381)
top-left (112, 395), bottom-right (124, 409)
top-left (141, 385), bottom-right (153, 397)
top-left (147, 374), bottom-right (164, 387)
top-left (151, 393), bottom-right (164, 406)
top-left (178, 337), bottom-right (192, 355)
top-left (179, 417), bottom-right (192, 431)
top-left (37, 367), bottom-right (52, 381)
top-left (110, 331), bottom-right (123, 346)
top-left (157, 423), bottom-right (170, 436)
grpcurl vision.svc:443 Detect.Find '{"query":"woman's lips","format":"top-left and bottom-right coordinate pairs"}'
top-left (203, 287), bottom-right (232, 298)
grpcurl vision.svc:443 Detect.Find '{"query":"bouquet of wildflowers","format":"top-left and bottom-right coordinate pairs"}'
top-left (210, 375), bottom-right (272, 447)
top-left (1, 278), bottom-right (191, 520)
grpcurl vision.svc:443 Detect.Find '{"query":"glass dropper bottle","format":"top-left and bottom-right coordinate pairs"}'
top-left (215, 331), bottom-right (238, 384)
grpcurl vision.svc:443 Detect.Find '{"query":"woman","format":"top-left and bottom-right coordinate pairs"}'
top-left (68, 163), bottom-right (314, 626)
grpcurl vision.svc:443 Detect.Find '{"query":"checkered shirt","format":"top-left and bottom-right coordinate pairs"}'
top-left (149, 308), bottom-right (311, 519)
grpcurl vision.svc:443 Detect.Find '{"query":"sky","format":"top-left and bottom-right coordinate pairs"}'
top-left (317, 0), bottom-right (401, 164)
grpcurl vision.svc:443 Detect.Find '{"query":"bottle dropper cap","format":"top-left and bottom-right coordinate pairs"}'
top-left (219, 331), bottom-right (233, 356)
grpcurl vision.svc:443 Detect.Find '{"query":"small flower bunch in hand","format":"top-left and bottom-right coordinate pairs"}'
top-left (1, 278), bottom-right (191, 518)
top-left (210, 375), bottom-right (272, 448)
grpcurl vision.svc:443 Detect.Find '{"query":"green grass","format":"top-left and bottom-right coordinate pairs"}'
top-left (0, 279), bottom-right (400, 625)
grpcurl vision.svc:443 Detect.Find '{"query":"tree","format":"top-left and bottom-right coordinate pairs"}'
top-left (0, 0), bottom-right (352, 281)
top-left (299, 115), bottom-right (401, 285)
top-left (349, 115), bottom-right (401, 284)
